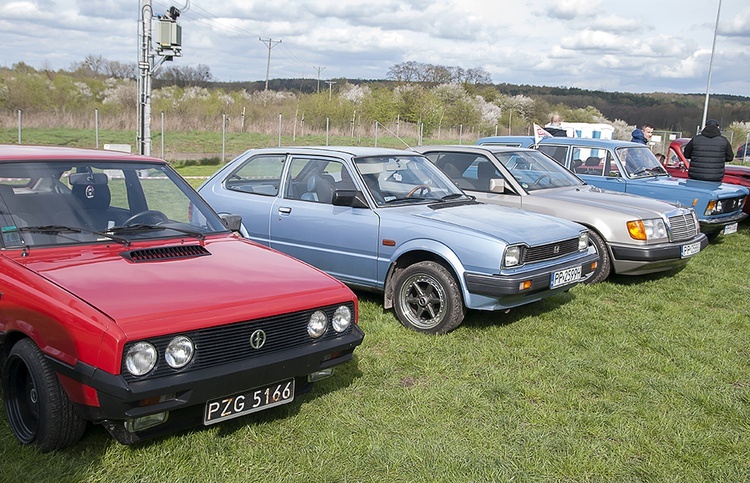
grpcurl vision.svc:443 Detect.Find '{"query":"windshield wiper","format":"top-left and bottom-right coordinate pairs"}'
top-left (438, 193), bottom-right (466, 201)
top-left (18, 225), bottom-right (130, 246)
top-left (631, 167), bottom-right (663, 177)
top-left (383, 197), bottom-right (430, 204)
top-left (109, 223), bottom-right (206, 240)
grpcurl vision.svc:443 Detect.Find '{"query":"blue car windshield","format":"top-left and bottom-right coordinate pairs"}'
top-left (616, 147), bottom-right (668, 178)
top-left (354, 155), bottom-right (467, 206)
top-left (493, 150), bottom-right (584, 192)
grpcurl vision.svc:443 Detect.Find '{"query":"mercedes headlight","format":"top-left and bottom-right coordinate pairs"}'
top-left (125, 342), bottom-right (157, 376)
top-left (628, 219), bottom-right (667, 241)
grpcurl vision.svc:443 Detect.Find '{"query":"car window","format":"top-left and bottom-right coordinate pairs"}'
top-left (285, 157), bottom-right (353, 204)
top-left (537, 145), bottom-right (569, 167)
top-left (0, 162), bottom-right (227, 248)
top-left (353, 154), bottom-right (465, 206)
top-left (494, 150), bottom-right (583, 191)
top-left (616, 147), bottom-right (667, 178)
top-left (225, 154), bottom-right (285, 196)
top-left (567, 147), bottom-right (614, 177)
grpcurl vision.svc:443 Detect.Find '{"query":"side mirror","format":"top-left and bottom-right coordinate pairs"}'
top-left (332, 190), bottom-right (369, 208)
top-left (220, 214), bottom-right (243, 232)
top-left (489, 178), bottom-right (505, 193)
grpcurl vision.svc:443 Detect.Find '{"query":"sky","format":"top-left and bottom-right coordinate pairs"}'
top-left (1, 0), bottom-right (749, 96)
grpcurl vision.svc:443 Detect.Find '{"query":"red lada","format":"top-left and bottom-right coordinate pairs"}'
top-left (0, 145), bottom-right (363, 451)
top-left (664, 138), bottom-right (750, 215)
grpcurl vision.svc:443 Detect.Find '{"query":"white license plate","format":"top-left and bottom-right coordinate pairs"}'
top-left (681, 241), bottom-right (701, 258)
top-left (550, 266), bottom-right (582, 289)
top-left (723, 223), bottom-right (738, 235)
top-left (204, 379), bottom-right (295, 425)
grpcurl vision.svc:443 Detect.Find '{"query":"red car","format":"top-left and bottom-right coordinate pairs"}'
top-left (0, 145), bottom-right (363, 451)
top-left (664, 138), bottom-right (750, 214)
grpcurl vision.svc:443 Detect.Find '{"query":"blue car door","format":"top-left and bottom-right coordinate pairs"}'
top-left (205, 153), bottom-right (286, 246)
top-left (269, 156), bottom-right (381, 289)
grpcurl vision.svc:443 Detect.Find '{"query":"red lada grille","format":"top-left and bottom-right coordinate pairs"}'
top-left (120, 302), bottom-right (356, 382)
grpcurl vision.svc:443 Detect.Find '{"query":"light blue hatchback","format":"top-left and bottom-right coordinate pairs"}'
top-left (199, 146), bottom-right (598, 334)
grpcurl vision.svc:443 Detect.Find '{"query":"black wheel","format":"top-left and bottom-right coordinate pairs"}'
top-left (393, 261), bottom-right (466, 334)
top-left (122, 209), bottom-right (168, 226)
top-left (2, 339), bottom-right (87, 452)
top-left (584, 230), bottom-right (611, 284)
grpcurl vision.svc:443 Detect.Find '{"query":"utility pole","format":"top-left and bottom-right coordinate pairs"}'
top-left (259, 37), bottom-right (281, 91)
top-left (138, 0), bottom-right (181, 156)
top-left (314, 66), bottom-right (325, 93)
top-left (325, 80), bottom-right (337, 101)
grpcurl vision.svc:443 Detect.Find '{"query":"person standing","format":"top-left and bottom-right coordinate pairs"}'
top-left (544, 113), bottom-right (568, 137)
top-left (684, 119), bottom-right (734, 182)
top-left (630, 124), bottom-right (654, 144)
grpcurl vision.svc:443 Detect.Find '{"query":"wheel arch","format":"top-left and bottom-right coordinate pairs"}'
top-left (383, 246), bottom-right (464, 310)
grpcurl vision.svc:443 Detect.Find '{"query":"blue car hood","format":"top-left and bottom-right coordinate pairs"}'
top-left (407, 203), bottom-right (584, 246)
top-left (636, 175), bottom-right (749, 198)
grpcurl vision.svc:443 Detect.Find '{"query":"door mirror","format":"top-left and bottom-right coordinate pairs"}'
top-left (489, 179), bottom-right (505, 193)
top-left (332, 190), bottom-right (369, 208)
top-left (220, 214), bottom-right (243, 232)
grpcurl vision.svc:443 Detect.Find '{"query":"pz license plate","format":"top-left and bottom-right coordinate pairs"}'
top-left (723, 223), bottom-right (738, 235)
top-left (550, 266), bottom-right (582, 289)
top-left (204, 379), bottom-right (294, 425)
top-left (681, 241), bottom-right (701, 258)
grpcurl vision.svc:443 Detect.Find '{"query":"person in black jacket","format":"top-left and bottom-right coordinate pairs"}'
top-left (684, 119), bottom-right (734, 182)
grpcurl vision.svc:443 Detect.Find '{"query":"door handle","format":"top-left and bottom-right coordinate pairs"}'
top-left (278, 206), bottom-right (292, 214)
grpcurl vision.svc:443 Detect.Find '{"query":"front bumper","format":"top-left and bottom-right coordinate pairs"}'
top-left (463, 250), bottom-right (599, 303)
top-left (698, 211), bottom-right (747, 233)
top-left (47, 326), bottom-right (364, 442)
top-left (610, 233), bottom-right (708, 276)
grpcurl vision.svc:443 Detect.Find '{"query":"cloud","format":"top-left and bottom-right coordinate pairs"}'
top-left (546, 0), bottom-right (602, 20)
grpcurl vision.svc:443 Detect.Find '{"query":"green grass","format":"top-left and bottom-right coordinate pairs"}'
top-left (0, 129), bottom-right (748, 481)
top-left (1, 225), bottom-right (748, 481)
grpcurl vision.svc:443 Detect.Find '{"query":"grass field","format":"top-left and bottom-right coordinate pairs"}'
top-left (0, 133), bottom-right (748, 481)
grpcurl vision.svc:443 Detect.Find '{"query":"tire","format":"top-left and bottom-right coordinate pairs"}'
top-left (2, 339), bottom-right (87, 452)
top-left (584, 230), bottom-right (611, 284)
top-left (393, 261), bottom-right (466, 334)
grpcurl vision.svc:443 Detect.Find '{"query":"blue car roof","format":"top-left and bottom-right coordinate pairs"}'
top-left (477, 136), bottom-right (647, 149)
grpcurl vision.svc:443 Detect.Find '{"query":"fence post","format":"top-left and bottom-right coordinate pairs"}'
top-left (375, 121), bottom-right (379, 147)
top-left (160, 111), bottom-right (165, 158)
top-left (95, 108), bottom-right (99, 149)
top-left (326, 118), bottom-right (330, 146)
top-left (222, 113), bottom-right (227, 163)
top-left (17, 109), bottom-right (22, 144)
top-left (459, 124), bottom-right (463, 145)
top-left (278, 113), bottom-right (282, 147)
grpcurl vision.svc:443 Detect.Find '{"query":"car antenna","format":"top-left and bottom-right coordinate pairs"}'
top-left (376, 121), bottom-right (412, 150)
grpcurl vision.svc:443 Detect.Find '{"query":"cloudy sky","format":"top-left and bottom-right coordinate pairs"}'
top-left (1, 0), bottom-right (749, 96)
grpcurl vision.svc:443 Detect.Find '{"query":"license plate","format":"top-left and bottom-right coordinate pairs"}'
top-left (204, 379), bottom-right (295, 425)
top-left (681, 241), bottom-right (701, 258)
top-left (723, 223), bottom-right (738, 235)
top-left (550, 266), bottom-right (582, 289)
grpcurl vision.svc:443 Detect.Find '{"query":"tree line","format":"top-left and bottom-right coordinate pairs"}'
top-left (1, 57), bottom-right (749, 144)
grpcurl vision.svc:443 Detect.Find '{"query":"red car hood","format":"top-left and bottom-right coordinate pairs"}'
top-left (15, 236), bottom-right (353, 338)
